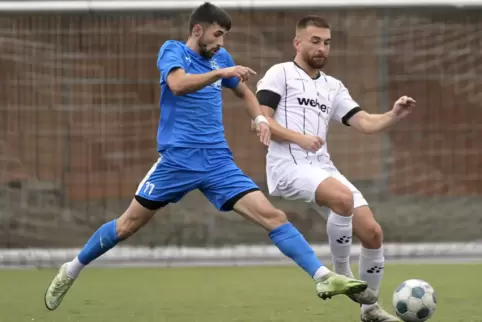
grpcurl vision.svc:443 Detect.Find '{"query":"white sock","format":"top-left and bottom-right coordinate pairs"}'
top-left (313, 265), bottom-right (332, 280)
top-left (326, 211), bottom-right (354, 278)
top-left (359, 246), bottom-right (385, 311)
top-left (66, 257), bottom-right (85, 279)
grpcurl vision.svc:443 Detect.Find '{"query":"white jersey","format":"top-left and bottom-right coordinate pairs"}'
top-left (256, 61), bottom-right (360, 166)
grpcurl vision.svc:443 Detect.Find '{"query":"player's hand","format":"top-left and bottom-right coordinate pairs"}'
top-left (256, 122), bottom-right (271, 146)
top-left (297, 134), bottom-right (324, 153)
top-left (221, 66), bottom-right (256, 82)
top-left (298, 134), bottom-right (325, 153)
top-left (392, 95), bottom-right (416, 119)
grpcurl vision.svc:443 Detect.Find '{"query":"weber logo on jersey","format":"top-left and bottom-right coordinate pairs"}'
top-left (297, 97), bottom-right (331, 113)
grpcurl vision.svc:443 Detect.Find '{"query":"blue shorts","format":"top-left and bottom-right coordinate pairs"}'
top-left (135, 147), bottom-right (259, 211)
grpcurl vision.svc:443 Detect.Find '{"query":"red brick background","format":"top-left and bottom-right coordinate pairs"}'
top-left (0, 9), bottom-right (480, 200)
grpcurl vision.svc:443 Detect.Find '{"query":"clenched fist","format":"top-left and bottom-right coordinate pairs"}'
top-left (297, 134), bottom-right (324, 153)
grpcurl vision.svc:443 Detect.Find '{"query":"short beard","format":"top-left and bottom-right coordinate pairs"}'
top-left (309, 59), bottom-right (325, 70)
top-left (198, 40), bottom-right (214, 58)
top-left (304, 51), bottom-right (326, 70)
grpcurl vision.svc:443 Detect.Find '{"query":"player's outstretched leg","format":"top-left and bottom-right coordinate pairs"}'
top-left (353, 206), bottom-right (400, 322)
top-left (232, 190), bottom-right (370, 302)
top-left (44, 198), bottom-right (159, 310)
top-left (315, 178), bottom-right (378, 305)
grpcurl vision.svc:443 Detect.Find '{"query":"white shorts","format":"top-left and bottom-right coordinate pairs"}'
top-left (267, 158), bottom-right (368, 209)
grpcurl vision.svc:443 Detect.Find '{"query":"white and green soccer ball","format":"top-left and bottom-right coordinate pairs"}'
top-left (392, 279), bottom-right (437, 322)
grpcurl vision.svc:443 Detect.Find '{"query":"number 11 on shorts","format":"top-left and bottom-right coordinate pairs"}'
top-left (143, 182), bottom-right (155, 195)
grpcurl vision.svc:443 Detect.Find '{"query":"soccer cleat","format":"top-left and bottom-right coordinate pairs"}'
top-left (44, 263), bottom-right (76, 310)
top-left (315, 272), bottom-right (369, 302)
top-left (347, 287), bottom-right (379, 305)
top-left (361, 304), bottom-right (401, 322)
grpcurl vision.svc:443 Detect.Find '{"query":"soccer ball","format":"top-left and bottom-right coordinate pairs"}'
top-left (392, 279), bottom-right (437, 322)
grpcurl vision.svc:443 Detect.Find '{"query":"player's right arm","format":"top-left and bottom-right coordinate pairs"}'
top-left (158, 41), bottom-right (255, 96)
top-left (256, 65), bottom-right (323, 153)
top-left (167, 69), bottom-right (222, 96)
top-left (261, 106), bottom-right (323, 153)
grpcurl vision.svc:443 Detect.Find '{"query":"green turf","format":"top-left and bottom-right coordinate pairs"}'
top-left (2, 263), bottom-right (481, 322)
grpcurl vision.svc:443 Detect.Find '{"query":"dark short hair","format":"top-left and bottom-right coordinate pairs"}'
top-left (188, 2), bottom-right (232, 32)
top-left (296, 15), bottom-right (330, 30)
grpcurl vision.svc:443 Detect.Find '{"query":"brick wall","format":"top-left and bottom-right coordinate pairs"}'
top-left (0, 9), bottom-right (480, 200)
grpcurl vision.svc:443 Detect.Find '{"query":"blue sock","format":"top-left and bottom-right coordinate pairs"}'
top-left (269, 222), bottom-right (323, 277)
top-left (77, 219), bottom-right (120, 265)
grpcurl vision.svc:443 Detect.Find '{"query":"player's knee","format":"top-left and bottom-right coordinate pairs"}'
top-left (258, 207), bottom-right (288, 230)
top-left (116, 215), bottom-right (141, 239)
top-left (330, 188), bottom-right (354, 217)
top-left (115, 203), bottom-right (155, 239)
top-left (361, 222), bottom-right (383, 249)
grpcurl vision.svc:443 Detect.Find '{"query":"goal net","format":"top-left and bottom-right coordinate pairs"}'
top-left (0, 2), bottom-right (481, 267)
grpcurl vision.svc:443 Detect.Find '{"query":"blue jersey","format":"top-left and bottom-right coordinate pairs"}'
top-left (156, 40), bottom-right (240, 152)
top-left (134, 41), bottom-right (258, 212)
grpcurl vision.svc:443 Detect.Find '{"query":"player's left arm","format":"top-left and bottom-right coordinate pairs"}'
top-left (333, 82), bottom-right (416, 134)
top-left (222, 50), bottom-right (270, 146)
top-left (230, 82), bottom-right (271, 146)
top-left (347, 97), bottom-right (415, 134)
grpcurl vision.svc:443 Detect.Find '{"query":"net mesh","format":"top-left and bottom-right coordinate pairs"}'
top-left (0, 8), bottom-right (480, 261)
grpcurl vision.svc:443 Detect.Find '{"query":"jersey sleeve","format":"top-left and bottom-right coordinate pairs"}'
top-left (256, 64), bottom-right (286, 110)
top-left (332, 81), bottom-right (362, 126)
top-left (221, 51), bottom-right (240, 89)
top-left (157, 41), bottom-right (186, 83)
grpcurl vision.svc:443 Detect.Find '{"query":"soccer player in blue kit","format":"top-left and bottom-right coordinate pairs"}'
top-left (44, 2), bottom-right (373, 311)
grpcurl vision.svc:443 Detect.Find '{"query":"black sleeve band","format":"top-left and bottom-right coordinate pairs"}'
top-left (256, 90), bottom-right (281, 110)
top-left (342, 106), bottom-right (363, 126)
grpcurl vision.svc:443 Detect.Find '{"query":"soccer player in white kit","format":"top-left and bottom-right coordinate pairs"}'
top-left (255, 16), bottom-right (415, 322)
